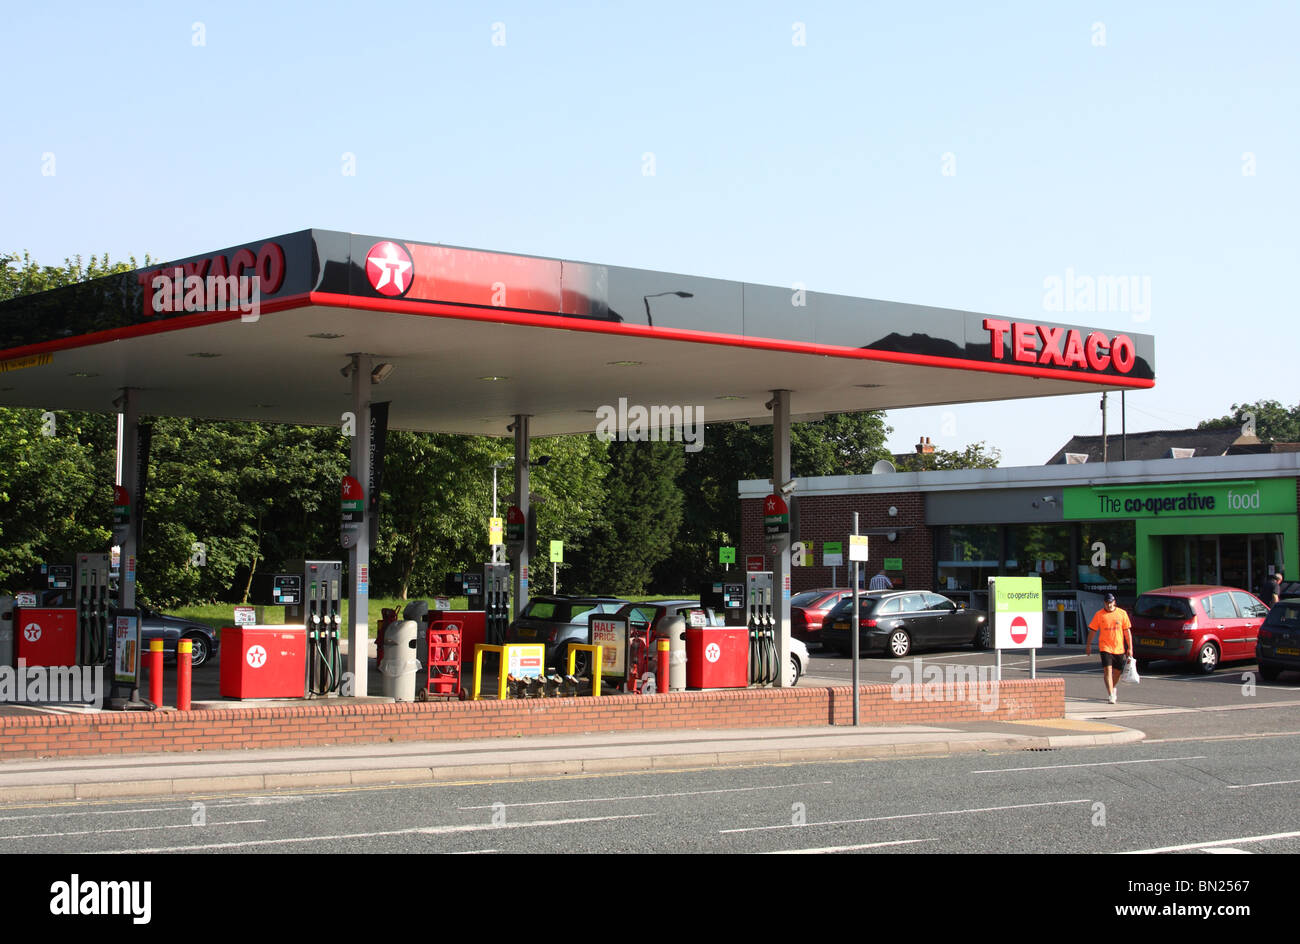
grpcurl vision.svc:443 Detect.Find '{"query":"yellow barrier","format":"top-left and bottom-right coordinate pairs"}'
top-left (565, 644), bottom-right (603, 697)
top-left (473, 643), bottom-right (605, 699)
top-left (472, 644), bottom-right (508, 700)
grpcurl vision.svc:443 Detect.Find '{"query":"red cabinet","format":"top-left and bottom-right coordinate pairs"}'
top-left (14, 608), bottom-right (77, 667)
top-left (686, 626), bottom-right (748, 689)
top-left (219, 625), bottom-right (306, 698)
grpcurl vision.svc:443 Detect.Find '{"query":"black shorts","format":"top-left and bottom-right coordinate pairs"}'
top-left (1099, 651), bottom-right (1128, 669)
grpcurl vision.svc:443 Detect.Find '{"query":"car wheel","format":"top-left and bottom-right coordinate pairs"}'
top-left (888, 630), bottom-right (911, 658)
top-left (973, 624), bottom-right (992, 650)
top-left (1259, 662), bottom-right (1281, 682)
top-left (1195, 642), bottom-right (1219, 674)
top-left (570, 651), bottom-right (592, 678)
top-left (789, 654), bottom-right (802, 687)
top-left (183, 632), bottom-right (210, 668)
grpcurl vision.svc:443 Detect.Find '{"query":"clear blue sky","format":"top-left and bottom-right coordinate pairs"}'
top-left (4, 0), bottom-right (1296, 465)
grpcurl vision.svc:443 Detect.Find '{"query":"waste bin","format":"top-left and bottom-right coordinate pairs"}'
top-left (380, 620), bottom-right (420, 702)
top-left (657, 615), bottom-right (687, 692)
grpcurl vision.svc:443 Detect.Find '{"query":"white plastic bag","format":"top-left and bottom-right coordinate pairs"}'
top-left (1122, 657), bottom-right (1141, 684)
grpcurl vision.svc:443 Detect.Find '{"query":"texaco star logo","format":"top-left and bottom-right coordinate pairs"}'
top-left (705, 642), bottom-right (721, 663)
top-left (365, 241), bottom-right (414, 297)
top-left (246, 645), bottom-right (268, 668)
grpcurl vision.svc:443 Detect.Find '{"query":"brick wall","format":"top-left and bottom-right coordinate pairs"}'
top-left (742, 491), bottom-right (933, 592)
top-left (0, 679), bottom-right (1063, 760)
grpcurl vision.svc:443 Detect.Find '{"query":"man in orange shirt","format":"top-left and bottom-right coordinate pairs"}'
top-left (1085, 593), bottom-right (1133, 704)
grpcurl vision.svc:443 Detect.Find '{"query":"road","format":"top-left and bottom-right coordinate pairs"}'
top-left (2, 644), bottom-right (1296, 868)
top-left (2, 730), bottom-right (1297, 856)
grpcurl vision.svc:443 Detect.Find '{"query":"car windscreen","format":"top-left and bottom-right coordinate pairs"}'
top-left (828, 597), bottom-right (880, 619)
top-left (520, 601), bottom-right (596, 622)
top-left (1264, 602), bottom-right (1300, 628)
top-left (1134, 596), bottom-right (1194, 620)
top-left (791, 591), bottom-right (826, 608)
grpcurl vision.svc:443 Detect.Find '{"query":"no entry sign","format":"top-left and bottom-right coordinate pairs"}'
top-left (990, 576), bottom-right (1043, 649)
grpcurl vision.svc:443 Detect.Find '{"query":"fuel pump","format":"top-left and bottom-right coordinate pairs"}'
top-left (445, 571), bottom-right (484, 611)
top-left (700, 579), bottom-right (745, 625)
top-left (34, 563), bottom-right (73, 606)
top-left (746, 572), bottom-right (777, 685)
top-left (75, 553), bottom-right (112, 665)
top-left (287, 560), bottom-right (343, 696)
top-left (483, 562), bottom-right (510, 646)
top-left (0, 595), bottom-right (13, 669)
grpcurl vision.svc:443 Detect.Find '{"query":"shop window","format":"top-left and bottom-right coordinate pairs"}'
top-left (1006, 524), bottom-right (1072, 590)
top-left (936, 525), bottom-right (1000, 591)
top-left (1077, 521), bottom-right (1136, 595)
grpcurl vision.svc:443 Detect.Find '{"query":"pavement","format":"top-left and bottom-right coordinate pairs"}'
top-left (0, 695), bottom-right (1146, 803)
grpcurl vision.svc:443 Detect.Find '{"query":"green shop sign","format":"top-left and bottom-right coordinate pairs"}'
top-left (1063, 479), bottom-right (1295, 521)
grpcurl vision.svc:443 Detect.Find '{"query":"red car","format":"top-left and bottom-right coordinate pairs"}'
top-left (1131, 585), bottom-right (1269, 674)
top-left (791, 588), bottom-right (854, 649)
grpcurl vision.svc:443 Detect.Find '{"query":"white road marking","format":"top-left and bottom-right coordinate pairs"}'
top-left (458, 780), bottom-right (833, 810)
top-left (1227, 778), bottom-right (1300, 789)
top-left (1147, 731), bottom-right (1300, 744)
top-left (1002, 655), bottom-right (1085, 666)
top-left (971, 756), bottom-right (1206, 774)
top-left (720, 798), bottom-right (1090, 834)
top-left (0, 819), bottom-right (265, 841)
top-left (766, 838), bottom-right (938, 854)
top-left (0, 805), bottom-right (187, 822)
top-left (1121, 830), bottom-right (1300, 854)
top-left (0, 795), bottom-right (316, 823)
top-left (100, 813), bottom-right (652, 854)
top-left (1202, 847), bottom-right (1252, 854)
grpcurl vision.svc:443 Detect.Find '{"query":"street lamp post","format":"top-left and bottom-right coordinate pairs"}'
top-left (642, 291), bottom-right (694, 328)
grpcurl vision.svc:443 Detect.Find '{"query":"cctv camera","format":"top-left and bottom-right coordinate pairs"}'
top-left (506, 422), bottom-right (516, 433)
top-left (779, 480), bottom-right (798, 497)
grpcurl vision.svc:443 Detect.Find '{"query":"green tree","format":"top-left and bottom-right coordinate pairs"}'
top-left (0, 251), bottom-right (147, 593)
top-left (895, 441), bottom-right (1002, 472)
top-left (0, 409), bottom-right (114, 592)
top-left (0, 251), bottom-right (150, 301)
top-left (1198, 400), bottom-right (1300, 443)
top-left (568, 440), bottom-right (684, 594)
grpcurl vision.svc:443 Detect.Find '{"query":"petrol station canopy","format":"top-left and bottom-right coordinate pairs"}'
top-left (0, 229), bottom-right (1155, 431)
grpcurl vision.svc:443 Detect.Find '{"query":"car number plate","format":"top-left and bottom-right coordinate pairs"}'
top-left (1140, 638), bottom-right (1165, 648)
top-left (1277, 647), bottom-right (1300, 657)
top-left (518, 628), bottom-right (535, 639)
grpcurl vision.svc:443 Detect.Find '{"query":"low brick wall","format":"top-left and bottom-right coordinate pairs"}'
top-left (0, 679), bottom-right (1063, 760)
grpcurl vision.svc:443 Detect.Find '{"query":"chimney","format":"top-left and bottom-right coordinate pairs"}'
top-left (915, 436), bottom-right (935, 454)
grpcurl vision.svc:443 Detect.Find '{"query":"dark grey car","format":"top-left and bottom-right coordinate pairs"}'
top-left (138, 606), bottom-right (220, 667)
top-left (1257, 597), bottom-right (1300, 682)
top-left (506, 595), bottom-right (629, 672)
top-left (821, 590), bottom-right (989, 658)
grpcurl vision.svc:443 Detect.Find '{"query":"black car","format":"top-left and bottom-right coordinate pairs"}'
top-left (1257, 597), bottom-right (1300, 682)
top-left (820, 590), bottom-right (988, 658)
top-left (138, 606), bottom-right (219, 667)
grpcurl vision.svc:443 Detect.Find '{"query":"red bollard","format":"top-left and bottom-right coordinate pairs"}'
top-left (148, 639), bottom-right (164, 706)
top-left (177, 639), bottom-right (192, 711)
top-left (656, 638), bottom-right (670, 694)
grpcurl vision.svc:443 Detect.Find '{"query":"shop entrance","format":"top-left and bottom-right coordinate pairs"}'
top-left (1161, 533), bottom-right (1284, 592)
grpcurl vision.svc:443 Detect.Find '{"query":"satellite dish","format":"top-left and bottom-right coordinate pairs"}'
top-left (871, 459), bottom-right (896, 474)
